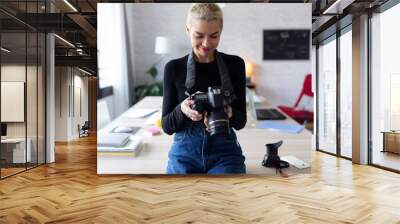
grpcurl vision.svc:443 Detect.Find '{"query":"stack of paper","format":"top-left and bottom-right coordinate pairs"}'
top-left (281, 155), bottom-right (310, 169)
top-left (144, 111), bottom-right (162, 125)
top-left (98, 135), bottom-right (143, 157)
top-left (123, 109), bottom-right (158, 118)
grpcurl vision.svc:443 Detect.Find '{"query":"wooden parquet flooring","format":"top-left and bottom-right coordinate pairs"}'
top-left (1, 134), bottom-right (400, 223)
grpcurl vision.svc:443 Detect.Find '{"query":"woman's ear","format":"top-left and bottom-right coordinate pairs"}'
top-left (185, 26), bottom-right (190, 36)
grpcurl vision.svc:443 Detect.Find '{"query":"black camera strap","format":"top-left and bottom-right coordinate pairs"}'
top-left (185, 50), bottom-right (237, 103)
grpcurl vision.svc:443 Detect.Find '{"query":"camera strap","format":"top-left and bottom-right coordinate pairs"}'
top-left (185, 50), bottom-right (237, 103)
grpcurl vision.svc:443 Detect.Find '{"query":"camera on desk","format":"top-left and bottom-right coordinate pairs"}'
top-left (190, 86), bottom-right (232, 136)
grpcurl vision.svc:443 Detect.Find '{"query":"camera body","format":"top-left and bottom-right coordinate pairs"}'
top-left (262, 140), bottom-right (289, 169)
top-left (190, 86), bottom-right (230, 136)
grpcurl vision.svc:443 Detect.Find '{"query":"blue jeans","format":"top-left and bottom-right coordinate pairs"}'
top-left (166, 123), bottom-right (246, 174)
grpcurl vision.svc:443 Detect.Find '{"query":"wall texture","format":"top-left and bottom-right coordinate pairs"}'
top-left (125, 3), bottom-right (311, 106)
top-left (54, 67), bottom-right (89, 141)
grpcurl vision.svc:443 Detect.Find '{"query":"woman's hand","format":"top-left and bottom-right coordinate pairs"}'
top-left (180, 97), bottom-right (203, 121)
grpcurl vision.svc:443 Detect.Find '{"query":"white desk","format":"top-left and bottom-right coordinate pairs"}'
top-left (1, 138), bottom-right (32, 163)
top-left (98, 96), bottom-right (311, 175)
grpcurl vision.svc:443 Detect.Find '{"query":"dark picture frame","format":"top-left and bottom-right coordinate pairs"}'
top-left (263, 29), bottom-right (310, 60)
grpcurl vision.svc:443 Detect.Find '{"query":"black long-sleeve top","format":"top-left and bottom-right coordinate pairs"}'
top-left (161, 52), bottom-right (247, 135)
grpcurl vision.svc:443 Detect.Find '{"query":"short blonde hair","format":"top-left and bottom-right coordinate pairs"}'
top-left (186, 3), bottom-right (223, 29)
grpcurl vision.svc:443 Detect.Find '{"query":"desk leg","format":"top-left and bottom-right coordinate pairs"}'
top-left (382, 133), bottom-right (386, 153)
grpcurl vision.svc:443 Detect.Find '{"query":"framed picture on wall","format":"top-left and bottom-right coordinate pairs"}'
top-left (1, 81), bottom-right (25, 122)
top-left (263, 29), bottom-right (310, 60)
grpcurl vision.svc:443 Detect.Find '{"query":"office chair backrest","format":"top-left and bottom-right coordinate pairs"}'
top-left (302, 74), bottom-right (313, 97)
top-left (82, 121), bottom-right (90, 130)
top-left (294, 73), bottom-right (313, 108)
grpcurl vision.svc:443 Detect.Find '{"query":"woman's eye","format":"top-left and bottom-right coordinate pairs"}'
top-left (211, 36), bottom-right (218, 39)
top-left (195, 36), bottom-right (203, 39)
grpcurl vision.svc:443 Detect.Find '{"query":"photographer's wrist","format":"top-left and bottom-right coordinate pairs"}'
top-left (225, 106), bottom-right (233, 119)
top-left (180, 103), bottom-right (190, 119)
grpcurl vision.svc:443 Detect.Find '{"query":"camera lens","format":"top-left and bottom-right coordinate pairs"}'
top-left (208, 111), bottom-right (230, 136)
top-left (208, 119), bottom-right (230, 136)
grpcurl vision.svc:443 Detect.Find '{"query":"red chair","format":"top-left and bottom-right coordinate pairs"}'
top-left (278, 74), bottom-right (313, 125)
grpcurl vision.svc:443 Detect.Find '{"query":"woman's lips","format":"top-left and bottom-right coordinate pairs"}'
top-left (200, 47), bottom-right (211, 52)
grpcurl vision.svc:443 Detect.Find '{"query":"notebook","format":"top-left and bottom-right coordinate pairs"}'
top-left (111, 126), bottom-right (141, 134)
top-left (97, 133), bottom-right (131, 147)
top-left (256, 108), bottom-right (286, 120)
top-left (98, 136), bottom-right (143, 156)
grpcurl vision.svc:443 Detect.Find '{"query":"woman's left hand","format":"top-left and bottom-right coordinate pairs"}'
top-left (204, 106), bottom-right (233, 132)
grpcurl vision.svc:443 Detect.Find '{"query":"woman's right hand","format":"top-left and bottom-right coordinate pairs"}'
top-left (180, 98), bottom-right (203, 121)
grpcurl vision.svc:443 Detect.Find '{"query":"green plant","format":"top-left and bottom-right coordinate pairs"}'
top-left (134, 65), bottom-right (164, 101)
top-left (135, 82), bottom-right (163, 101)
top-left (146, 65), bottom-right (158, 79)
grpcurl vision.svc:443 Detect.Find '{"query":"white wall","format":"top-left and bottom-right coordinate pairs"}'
top-left (123, 3), bottom-right (311, 106)
top-left (55, 67), bottom-right (68, 141)
top-left (75, 73), bottom-right (89, 137)
top-left (55, 67), bottom-right (89, 141)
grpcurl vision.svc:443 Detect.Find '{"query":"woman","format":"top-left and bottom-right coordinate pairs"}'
top-left (162, 3), bottom-right (247, 174)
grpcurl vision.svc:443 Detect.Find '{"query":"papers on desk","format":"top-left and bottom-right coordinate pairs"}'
top-left (98, 134), bottom-right (143, 157)
top-left (144, 111), bottom-right (162, 125)
top-left (246, 94), bottom-right (262, 104)
top-left (253, 95), bottom-right (262, 103)
top-left (123, 109), bottom-right (158, 118)
top-left (256, 121), bottom-right (304, 134)
top-left (281, 155), bottom-right (310, 169)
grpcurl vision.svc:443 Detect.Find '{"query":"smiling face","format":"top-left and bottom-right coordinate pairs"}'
top-left (186, 19), bottom-right (222, 63)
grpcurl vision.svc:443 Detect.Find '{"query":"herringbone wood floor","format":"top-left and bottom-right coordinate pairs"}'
top-left (1, 134), bottom-right (400, 223)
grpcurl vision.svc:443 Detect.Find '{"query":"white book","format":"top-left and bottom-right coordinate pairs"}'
top-left (97, 133), bottom-right (131, 147)
top-left (98, 135), bottom-right (143, 155)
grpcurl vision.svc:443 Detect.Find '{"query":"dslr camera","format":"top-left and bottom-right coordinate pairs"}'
top-left (262, 140), bottom-right (289, 170)
top-left (190, 86), bottom-right (231, 136)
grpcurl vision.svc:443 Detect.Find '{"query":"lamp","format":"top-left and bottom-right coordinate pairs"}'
top-left (54, 34), bottom-right (75, 48)
top-left (1, 47), bottom-right (11, 53)
top-left (147, 36), bottom-right (170, 79)
top-left (245, 61), bottom-right (255, 88)
top-left (78, 67), bottom-right (93, 76)
top-left (245, 61), bottom-right (254, 78)
top-left (154, 36), bottom-right (170, 55)
top-left (63, 0), bottom-right (78, 12)
top-left (322, 0), bottom-right (354, 15)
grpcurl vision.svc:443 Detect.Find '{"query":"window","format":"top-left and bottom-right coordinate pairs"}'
top-left (370, 2), bottom-right (400, 171)
top-left (317, 36), bottom-right (337, 154)
top-left (0, 2), bottom-right (46, 179)
top-left (339, 28), bottom-right (352, 158)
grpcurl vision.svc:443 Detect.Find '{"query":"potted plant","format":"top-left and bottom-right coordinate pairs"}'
top-left (134, 64), bottom-right (163, 101)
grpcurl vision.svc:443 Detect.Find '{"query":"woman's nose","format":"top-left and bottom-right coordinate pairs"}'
top-left (202, 37), bottom-right (211, 47)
